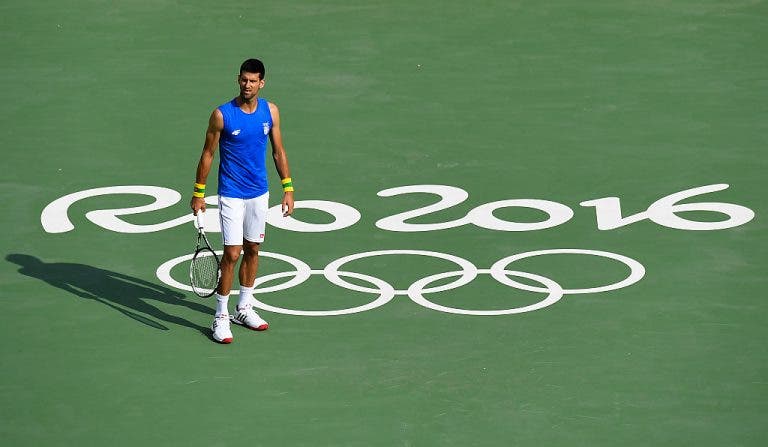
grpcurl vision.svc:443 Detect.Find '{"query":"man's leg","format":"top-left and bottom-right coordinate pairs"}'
top-left (218, 244), bottom-right (243, 304)
top-left (232, 239), bottom-right (269, 331)
top-left (212, 196), bottom-right (246, 344)
top-left (209, 245), bottom-right (241, 343)
top-left (238, 240), bottom-right (260, 289)
top-left (230, 193), bottom-right (269, 331)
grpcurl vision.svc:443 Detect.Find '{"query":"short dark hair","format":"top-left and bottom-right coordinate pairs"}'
top-left (240, 58), bottom-right (265, 79)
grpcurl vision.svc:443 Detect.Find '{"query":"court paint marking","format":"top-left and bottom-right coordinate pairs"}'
top-left (156, 248), bottom-right (645, 316)
top-left (41, 183), bottom-right (754, 234)
top-left (40, 182), bottom-right (754, 318)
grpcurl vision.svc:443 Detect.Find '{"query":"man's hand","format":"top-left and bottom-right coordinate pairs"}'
top-left (190, 196), bottom-right (206, 215)
top-left (282, 192), bottom-right (294, 217)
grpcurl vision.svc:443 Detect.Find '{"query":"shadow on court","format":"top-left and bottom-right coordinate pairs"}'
top-left (7, 254), bottom-right (211, 335)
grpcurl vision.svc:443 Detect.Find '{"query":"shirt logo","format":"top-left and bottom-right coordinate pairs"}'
top-left (231, 129), bottom-right (241, 136)
top-left (263, 122), bottom-right (270, 135)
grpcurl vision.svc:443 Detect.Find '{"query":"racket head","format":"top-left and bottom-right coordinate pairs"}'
top-left (189, 247), bottom-right (221, 298)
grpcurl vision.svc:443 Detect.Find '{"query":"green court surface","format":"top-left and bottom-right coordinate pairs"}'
top-left (2, 1), bottom-right (766, 445)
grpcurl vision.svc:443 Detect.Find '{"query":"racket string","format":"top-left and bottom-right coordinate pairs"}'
top-left (191, 251), bottom-right (219, 292)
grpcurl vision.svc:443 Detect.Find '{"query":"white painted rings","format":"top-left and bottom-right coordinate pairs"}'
top-left (156, 248), bottom-right (645, 316)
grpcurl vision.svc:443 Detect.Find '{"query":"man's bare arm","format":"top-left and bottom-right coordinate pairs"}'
top-left (269, 102), bottom-right (294, 217)
top-left (190, 109), bottom-right (223, 214)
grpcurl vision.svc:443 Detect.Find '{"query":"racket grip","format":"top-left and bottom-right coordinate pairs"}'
top-left (195, 211), bottom-right (205, 229)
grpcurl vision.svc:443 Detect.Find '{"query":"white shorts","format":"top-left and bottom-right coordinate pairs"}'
top-left (218, 193), bottom-right (269, 245)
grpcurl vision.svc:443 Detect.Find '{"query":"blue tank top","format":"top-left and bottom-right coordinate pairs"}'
top-left (217, 98), bottom-right (273, 199)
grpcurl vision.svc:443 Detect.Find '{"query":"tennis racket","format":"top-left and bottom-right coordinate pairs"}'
top-left (189, 211), bottom-right (221, 298)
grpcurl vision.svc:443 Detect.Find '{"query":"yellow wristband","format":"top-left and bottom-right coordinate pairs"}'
top-left (281, 177), bottom-right (293, 192)
top-left (193, 182), bottom-right (206, 197)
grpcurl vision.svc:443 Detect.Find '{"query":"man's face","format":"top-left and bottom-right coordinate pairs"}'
top-left (238, 71), bottom-right (264, 100)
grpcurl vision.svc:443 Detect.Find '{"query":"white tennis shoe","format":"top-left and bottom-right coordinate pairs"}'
top-left (231, 306), bottom-right (269, 331)
top-left (211, 314), bottom-right (233, 344)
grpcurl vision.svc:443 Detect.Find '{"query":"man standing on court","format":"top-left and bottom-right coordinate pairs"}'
top-left (190, 58), bottom-right (294, 344)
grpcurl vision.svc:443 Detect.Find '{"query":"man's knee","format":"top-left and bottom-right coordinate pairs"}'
top-left (221, 246), bottom-right (242, 266)
top-left (243, 241), bottom-right (260, 257)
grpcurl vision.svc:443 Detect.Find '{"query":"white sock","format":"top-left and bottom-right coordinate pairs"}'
top-left (215, 293), bottom-right (229, 316)
top-left (238, 286), bottom-right (254, 310)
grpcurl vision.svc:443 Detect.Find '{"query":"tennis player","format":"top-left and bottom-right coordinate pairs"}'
top-left (190, 58), bottom-right (294, 343)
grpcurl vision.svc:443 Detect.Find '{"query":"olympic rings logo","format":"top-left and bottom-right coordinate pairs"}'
top-left (156, 248), bottom-right (645, 316)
